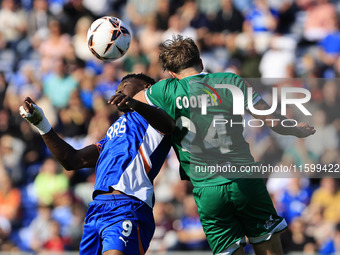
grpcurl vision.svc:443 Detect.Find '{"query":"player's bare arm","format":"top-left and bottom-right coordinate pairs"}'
top-left (19, 97), bottom-right (99, 170)
top-left (108, 92), bottom-right (176, 135)
top-left (250, 98), bottom-right (316, 138)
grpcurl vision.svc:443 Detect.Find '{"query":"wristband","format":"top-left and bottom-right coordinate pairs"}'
top-left (19, 104), bottom-right (52, 135)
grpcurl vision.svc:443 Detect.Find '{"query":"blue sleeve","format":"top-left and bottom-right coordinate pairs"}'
top-left (95, 136), bottom-right (108, 153)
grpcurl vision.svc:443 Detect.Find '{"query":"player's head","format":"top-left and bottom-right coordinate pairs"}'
top-left (116, 73), bottom-right (155, 112)
top-left (116, 73), bottom-right (155, 97)
top-left (159, 35), bottom-right (203, 76)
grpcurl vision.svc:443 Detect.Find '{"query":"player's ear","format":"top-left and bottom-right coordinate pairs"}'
top-left (200, 59), bottom-right (204, 71)
top-left (144, 83), bottom-right (151, 89)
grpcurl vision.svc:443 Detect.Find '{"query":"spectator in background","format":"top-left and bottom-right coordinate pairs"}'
top-left (93, 62), bottom-right (120, 101)
top-left (259, 136), bottom-right (284, 166)
top-left (0, 109), bottom-right (11, 138)
top-left (318, 222), bottom-right (340, 254)
top-left (209, 0), bottom-right (244, 34)
top-left (58, 90), bottom-right (90, 137)
top-left (51, 192), bottom-right (75, 238)
top-left (48, 0), bottom-right (67, 16)
top-left (123, 39), bottom-right (150, 73)
top-left (18, 119), bottom-right (45, 181)
top-left (39, 19), bottom-right (71, 74)
top-left (33, 157), bottom-right (69, 206)
top-left (3, 87), bottom-right (26, 137)
top-left (8, 63), bottom-right (42, 100)
top-left (279, 178), bottom-right (311, 224)
top-left (62, 44), bottom-right (85, 82)
top-left (204, 0), bottom-right (244, 60)
top-left (243, 0), bottom-right (279, 53)
top-left (318, 30), bottom-right (340, 71)
top-left (0, 214), bottom-right (13, 251)
top-left (309, 178), bottom-right (340, 224)
top-left (243, 0), bottom-right (279, 33)
top-left (282, 136), bottom-right (317, 169)
top-left (333, 55), bottom-right (340, 78)
top-left (154, 154), bottom-right (181, 203)
top-left (78, 72), bottom-right (96, 110)
top-left (82, 0), bottom-right (110, 18)
top-left (0, 72), bottom-right (8, 109)
top-left (126, 0), bottom-right (158, 32)
top-left (27, 204), bottom-right (53, 252)
top-left (72, 16), bottom-right (94, 62)
top-left (230, 36), bottom-right (262, 77)
top-left (302, 0), bottom-right (338, 43)
top-left (259, 35), bottom-right (296, 84)
top-left (0, 0), bottom-right (27, 52)
top-left (148, 201), bottom-right (176, 253)
top-left (161, 13), bottom-right (197, 42)
top-left (0, 134), bottom-right (25, 185)
top-left (42, 58), bottom-right (79, 109)
top-left (73, 173), bottom-right (95, 208)
top-left (67, 202), bottom-right (86, 250)
top-left (42, 219), bottom-right (69, 252)
top-left (60, 0), bottom-right (94, 36)
top-left (0, 171), bottom-right (21, 224)
top-left (83, 96), bottom-right (113, 144)
top-left (180, 0), bottom-right (209, 41)
top-left (138, 16), bottom-right (163, 56)
top-left (280, 217), bottom-right (316, 253)
top-left (27, 0), bottom-right (53, 40)
top-left (169, 180), bottom-right (191, 220)
top-left (155, 0), bottom-right (171, 31)
top-left (320, 80), bottom-right (340, 128)
top-left (320, 223), bottom-right (340, 254)
top-left (25, 0), bottom-right (54, 59)
top-left (275, 0), bottom-right (299, 34)
top-left (174, 196), bottom-right (209, 251)
top-left (305, 109), bottom-right (338, 162)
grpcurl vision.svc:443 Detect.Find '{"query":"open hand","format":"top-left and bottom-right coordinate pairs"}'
top-left (296, 122), bottom-right (316, 138)
top-left (108, 93), bottom-right (137, 111)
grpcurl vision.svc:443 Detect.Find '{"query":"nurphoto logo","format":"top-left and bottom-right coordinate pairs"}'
top-left (200, 84), bottom-right (312, 128)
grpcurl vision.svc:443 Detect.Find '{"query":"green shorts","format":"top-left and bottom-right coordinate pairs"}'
top-left (193, 178), bottom-right (287, 255)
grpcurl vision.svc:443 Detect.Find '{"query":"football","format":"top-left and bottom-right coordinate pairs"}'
top-left (87, 16), bottom-right (131, 62)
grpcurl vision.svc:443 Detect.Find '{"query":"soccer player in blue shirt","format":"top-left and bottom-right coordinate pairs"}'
top-left (20, 73), bottom-right (175, 255)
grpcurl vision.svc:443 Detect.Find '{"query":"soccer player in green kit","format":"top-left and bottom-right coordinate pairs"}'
top-left (110, 35), bottom-right (316, 255)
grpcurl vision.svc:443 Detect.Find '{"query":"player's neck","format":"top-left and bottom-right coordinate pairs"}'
top-left (172, 67), bottom-right (202, 79)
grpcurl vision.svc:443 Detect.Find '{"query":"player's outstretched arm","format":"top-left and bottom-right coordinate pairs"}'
top-left (250, 99), bottom-right (316, 138)
top-left (19, 97), bottom-right (99, 170)
top-left (108, 92), bottom-right (176, 135)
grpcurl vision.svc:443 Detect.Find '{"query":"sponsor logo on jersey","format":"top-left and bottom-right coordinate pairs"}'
top-left (119, 236), bottom-right (128, 247)
top-left (264, 215), bottom-right (280, 230)
top-left (107, 118), bottom-right (127, 139)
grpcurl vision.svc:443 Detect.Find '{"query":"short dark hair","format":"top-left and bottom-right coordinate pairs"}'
top-left (159, 35), bottom-right (201, 73)
top-left (121, 73), bottom-right (156, 85)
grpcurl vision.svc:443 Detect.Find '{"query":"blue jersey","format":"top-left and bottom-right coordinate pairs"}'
top-left (94, 111), bottom-right (171, 208)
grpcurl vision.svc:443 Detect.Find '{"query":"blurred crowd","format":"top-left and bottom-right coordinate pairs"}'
top-left (0, 0), bottom-right (340, 253)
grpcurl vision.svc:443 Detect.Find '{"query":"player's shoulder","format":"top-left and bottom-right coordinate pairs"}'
top-left (155, 77), bottom-right (177, 86)
top-left (148, 78), bottom-right (178, 94)
top-left (120, 111), bottom-right (151, 134)
top-left (207, 72), bottom-right (241, 79)
top-left (210, 72), bottom-right (246, 87)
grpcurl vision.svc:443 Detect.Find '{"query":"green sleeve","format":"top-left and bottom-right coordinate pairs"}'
top-left (228, 73), bottom-right (261, 108)
top-left (145, 79), bottom-right (176, 119)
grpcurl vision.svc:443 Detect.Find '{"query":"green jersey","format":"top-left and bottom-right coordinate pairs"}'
top-left (145, 72), bottom-right (261, 187)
